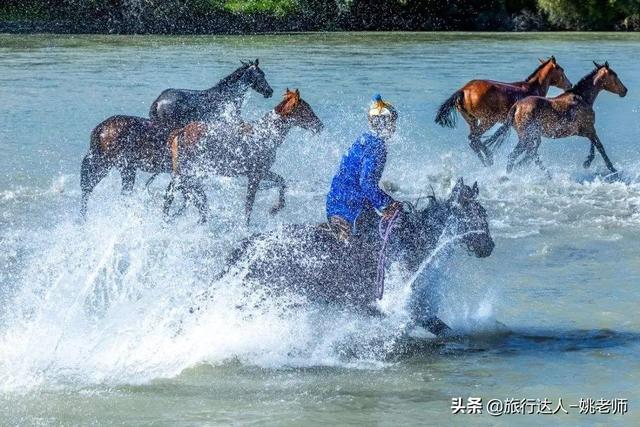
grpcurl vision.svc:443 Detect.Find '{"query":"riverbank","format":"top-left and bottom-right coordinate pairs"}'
top-left (2, 0), bottom-right (640, 34)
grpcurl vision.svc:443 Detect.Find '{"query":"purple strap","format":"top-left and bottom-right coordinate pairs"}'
top-left (375, 209), bottom-right (399, 300)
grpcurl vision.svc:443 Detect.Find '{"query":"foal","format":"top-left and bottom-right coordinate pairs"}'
top-left (486, 62), bottom-right (627, 175)
top-left (435, 57), bottom-right (572, 166)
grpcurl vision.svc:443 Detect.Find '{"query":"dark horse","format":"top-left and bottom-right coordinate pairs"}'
top-left (164, 89), bottom-right (324, 224)
top-left (435, 57), bottom-right (572, 166)
top-left (80, 60), bottom-right (273, 218)
top-left (485, 62), bottom-right (627, 175)
top-left (205, 178), bottom-right (494, 337)
top-left (149, 59), bottom-right (273, 128)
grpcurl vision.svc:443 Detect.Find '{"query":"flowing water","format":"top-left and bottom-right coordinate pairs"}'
top-left (1, 32), bottom-right (640, 425)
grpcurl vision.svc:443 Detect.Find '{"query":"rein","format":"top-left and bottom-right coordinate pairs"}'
top-left (375, 209), bottom-right (400, 300)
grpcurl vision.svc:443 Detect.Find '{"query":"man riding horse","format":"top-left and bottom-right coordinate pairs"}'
top-left (326, 94), bottom-right (403, 241)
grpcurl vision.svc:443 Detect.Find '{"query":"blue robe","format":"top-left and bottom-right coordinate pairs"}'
top-left (326, 132), bottom-right (393, 227)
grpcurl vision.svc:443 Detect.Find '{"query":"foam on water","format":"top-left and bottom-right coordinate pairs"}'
top-left (2, 143), bottom-right (640, 391)
top-left (0, 175), bottom-right (497, 392)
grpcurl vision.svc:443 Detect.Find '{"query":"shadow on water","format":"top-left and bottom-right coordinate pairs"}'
top-left (394, 327), bottom-right (640, 361)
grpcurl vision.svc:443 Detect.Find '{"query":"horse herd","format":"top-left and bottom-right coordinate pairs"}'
top-left (436, 57), bottom-right (627, 175)
top-left (80, 56), bottom-right (627, 227)
top-left (75, 55), bottom-right (627, 335)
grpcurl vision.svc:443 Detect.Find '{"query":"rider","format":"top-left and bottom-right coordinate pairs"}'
top-left (326, 94), bottom-right (402, 241)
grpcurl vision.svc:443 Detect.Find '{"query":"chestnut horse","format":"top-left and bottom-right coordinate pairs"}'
top-left (485, 62), bottom-right (627, 175)
top-left (163, 89), bottom-right (324, 224)
top-left (435, 57), bottom-right (572, 166)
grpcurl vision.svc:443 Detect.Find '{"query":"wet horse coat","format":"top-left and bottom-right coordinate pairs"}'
top-left (149, 59), bottom-right (273, 128)
top-left (435, 57), bottom-right (572, 166)
top-left (80, 61), bottom-right (274, 218)
top-left (164, 89), bottom-right (324, 223)
top-left (485, 62), bottom-right (628, 174)
top-left (197, 179), bottom-right (494, 335)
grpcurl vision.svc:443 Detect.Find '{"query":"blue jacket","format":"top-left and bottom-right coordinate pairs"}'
top-left (326, 132), bottom-right (393, 226)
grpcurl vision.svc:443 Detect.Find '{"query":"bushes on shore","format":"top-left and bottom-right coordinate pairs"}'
top-left (1, 0), bottom-right (640, 33)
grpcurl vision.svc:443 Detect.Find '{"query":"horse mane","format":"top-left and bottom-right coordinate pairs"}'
top-left (274, 91), bottom-right (300, 116)
top-left (567, 67), bottom-right (600, 95)
top-left (216, 63), bottom-right (251, 88)
top-left (525, 59), bottom-right (551, 82)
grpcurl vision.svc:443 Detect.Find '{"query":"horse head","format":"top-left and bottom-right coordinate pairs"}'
top-left (539, 56), bottom-right (572, 90)
top-left (385, 178), bottom-right (493, 277)
top-left (240, 58), bottom-right (274, 98)
top-left (274, 89), bottom-right (324, 134)
top-left (442, 178), bottom-right (494, 258)
top-left (593, 61), bottom-right (627, 98)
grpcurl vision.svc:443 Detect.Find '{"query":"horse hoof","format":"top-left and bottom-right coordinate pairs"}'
top-left (269, 205), bottom-right (284, 215)
top-left (583, 159), bottom-right (593, 169)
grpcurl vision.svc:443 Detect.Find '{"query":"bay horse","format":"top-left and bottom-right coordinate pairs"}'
top-left (163, 89), bottom-right (324, 224)
top-left (80, 60), bottom-right (273, 218)
top-left (435, 57), bottom-right (572, 166)
top-left (485, 62), bottom-right (627, 175)
top-left (80, 116), bottom-right (173, 218)
top-left (149, 59), bottom-right (273, 128)
top-left (195, 178), bottom-right (494, 337)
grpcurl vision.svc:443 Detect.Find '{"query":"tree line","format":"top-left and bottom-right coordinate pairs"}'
top-left (1, 0), bottom-right (639, 33)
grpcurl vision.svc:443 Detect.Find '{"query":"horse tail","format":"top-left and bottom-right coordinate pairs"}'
top-left (434, 90), bottom-right (463, 128)
top-left (145, 173), bottom-right (159, 190)
top-left (485, 105), bottom-right (516, 152)
top-left (169, 129), bottom-right (181, 175)
top-left (89, 123), bottom-right (104, 153)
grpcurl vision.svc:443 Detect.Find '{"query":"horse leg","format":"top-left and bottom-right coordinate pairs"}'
top-left (506, 138), bottom-right (527, 174)
top-left (588, 133), bottom-right (617, 173)
top-left (120, 165), bottom-right (136, 195)
top-left (184, 175), bottom-right (209, 224)
top-left (462, 113), bottom-right (488, 166)
top-left (245, 173), bottom-right (261, 225)
top-left (262, 170), bottom-right (286, 215)
top-left (163, 177), bottom-right (179, 218)
top-left (476, 120), bottom-right (496, 166)
top-left (583, 143), bottom-right (596, 169)
top-left (80, 152), bottom-right (111, 219)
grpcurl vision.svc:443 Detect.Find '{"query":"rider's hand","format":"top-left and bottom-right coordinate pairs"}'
top-left (382, 201), bottom-right (402, 220)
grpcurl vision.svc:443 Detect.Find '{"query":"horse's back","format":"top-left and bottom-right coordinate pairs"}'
top-left (230, 223), bottom-right (379, 306)
top-left (461, 79), bottom-right (526, 119)
top-left (149, 88), bottom-right (204, 124)
top-left (91, 115), bottom-right (148, 154)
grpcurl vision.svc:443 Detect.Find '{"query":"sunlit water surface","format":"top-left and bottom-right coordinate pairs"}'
top-left (1, 33), bottom-right (640, 425)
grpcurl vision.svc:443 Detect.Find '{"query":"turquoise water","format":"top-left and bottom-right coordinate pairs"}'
top-left (1, 33), bottom-right (639, 425)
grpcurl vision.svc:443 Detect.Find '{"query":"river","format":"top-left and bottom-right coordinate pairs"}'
top-left (1, 32), bottom-right (639, 425)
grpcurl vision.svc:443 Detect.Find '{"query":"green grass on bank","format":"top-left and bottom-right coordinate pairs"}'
top-left (224, 0), bottom-right (300, 16)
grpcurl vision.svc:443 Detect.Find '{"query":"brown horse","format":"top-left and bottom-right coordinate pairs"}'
top-left (164, 89), bottom-right (324, 224)
top-left (485, 62), bottom-right (628, 175)
top-left (80, 116), bottom-right (176, 218)
top-left (435, 57), bottom-right (572, 166)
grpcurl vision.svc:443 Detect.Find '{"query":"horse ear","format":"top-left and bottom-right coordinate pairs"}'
top-left (551, 55), bottom-right (556, 63)
top-left (255, 58), bottom-right (259, 66)
top-left (295, 88), bottom-right (300, 97)
top-left (286, 87), bottom-right (290, 93)
top-left (449, 178), bottom-right (464, 204)
top-left (593, 60), bottom-right (602, 69)
top-left (539, 58), bottom-right (545, 64)
top-left (472, 181), bottom-right (479, 198)
top-left (604, 60), bottom-right (610, 69)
